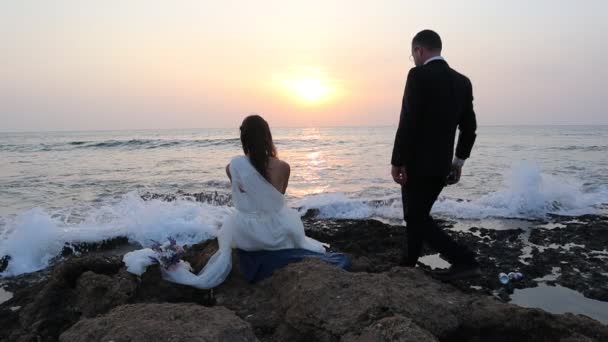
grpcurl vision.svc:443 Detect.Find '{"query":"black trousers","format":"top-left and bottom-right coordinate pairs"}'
top-left (401, 177), bottom-right (477, 267)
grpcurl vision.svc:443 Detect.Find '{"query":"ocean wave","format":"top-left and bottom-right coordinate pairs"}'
top-left (551, 145), bottom-right (607, 152)
top-left (0, 138), bottom-right (244, 152)
top-left (1, 162), bottom-right (607, 278)
top-left (1, 137), bottom-right (322, 152)
top-left (296, 162), bottom-right (608, 221)
top-left (0, 192), bottom-right (230, 277)
top-left (72, 138), bottom-right (243, 150)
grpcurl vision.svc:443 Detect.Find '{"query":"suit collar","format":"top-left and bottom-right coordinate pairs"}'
top-left (423, 56), bottom-right (447, 66)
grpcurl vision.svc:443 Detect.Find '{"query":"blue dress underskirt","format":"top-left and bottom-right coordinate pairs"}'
top-left (236, 248), bottom-right (351, 283)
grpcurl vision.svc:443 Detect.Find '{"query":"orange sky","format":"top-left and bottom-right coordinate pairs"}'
top-left (1, 1), bottom-right (607, 131)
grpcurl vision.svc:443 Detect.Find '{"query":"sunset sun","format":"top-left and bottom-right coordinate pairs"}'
top-left (275, 67), bottom-right (338, 104)
top-left (291, 78), bottom-right (328, 102)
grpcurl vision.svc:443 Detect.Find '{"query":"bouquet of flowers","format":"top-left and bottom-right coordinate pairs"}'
top-left (148, 238), bottom-right (185, 271)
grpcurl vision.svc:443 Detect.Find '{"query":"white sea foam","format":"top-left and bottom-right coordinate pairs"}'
top-left (296, 162), bottom-right (608, 221)
top-left (0, 193), bottom-right (230, 277)
top-left (434, 162), bottom-right (608, 219)
top-left (0, 162), bottom-right (606, 278)
top-left (0, 287), bottom-right (13, 305)
top-left (297, 193), bottom-right (404, 220)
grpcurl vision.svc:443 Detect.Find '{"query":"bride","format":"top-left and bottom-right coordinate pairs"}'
top-left (124, 115), bottom-right (330, 289)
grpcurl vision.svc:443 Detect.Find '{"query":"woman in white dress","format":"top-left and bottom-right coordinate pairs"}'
top-left (124, 115), bottom-right (328, 289)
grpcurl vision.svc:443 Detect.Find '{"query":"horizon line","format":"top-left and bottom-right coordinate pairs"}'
top-left (1, 123), bottom-right (608, 134)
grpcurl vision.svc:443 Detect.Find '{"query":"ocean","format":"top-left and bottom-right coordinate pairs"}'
top-left (1, 126), bottom-right (607, 276)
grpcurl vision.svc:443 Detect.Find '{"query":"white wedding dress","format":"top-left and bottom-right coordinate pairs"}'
top-left (123, 155), bottom-right (327, 289)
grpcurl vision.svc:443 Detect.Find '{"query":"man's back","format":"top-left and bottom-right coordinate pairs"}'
top-left (392, 59), bottom-right (477, 179)
top-left (392, 29), bottom-right (480, 277)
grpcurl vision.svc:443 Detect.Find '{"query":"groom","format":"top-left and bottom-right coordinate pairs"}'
top-left (391, 30), bottom-right (480, 280)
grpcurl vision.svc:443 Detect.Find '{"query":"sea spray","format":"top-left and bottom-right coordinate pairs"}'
top-left (433, 161), bottom-right (607, 219)
top-left (0, 193), bottom-right (226, 276)
top-left (1, 162), bottom-right (606, 277)
top-left (295, 162), bottom-right (607, 221)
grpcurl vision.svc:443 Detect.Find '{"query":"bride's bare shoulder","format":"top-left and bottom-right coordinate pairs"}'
top-left (269, 158), bottom-right (290, 178)
top-left (270, 158), bottom-right (290, 169)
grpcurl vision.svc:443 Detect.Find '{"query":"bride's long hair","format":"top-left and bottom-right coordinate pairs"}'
top-left (240, 115), bottom-right (277, 181)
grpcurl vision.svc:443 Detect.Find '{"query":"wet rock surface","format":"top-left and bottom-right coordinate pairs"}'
top-left (341, 315), bottom-right (439, 342)
top-left (528, 215), bottom-right (608, 301)
top-left (1, 214), bottom-right (607, 341)
top-left (141, 190), bottom-right (233, 206)
top-left (262, 260), bottom-right (607, 342)
top-left (450, 216), bottom-right (608, 303)
top-left (59, 236), bottom-right (134, 258)
top-left (304, 216), bottom-right (608, 303)
top-left (0, 255), bottom-right (10, 273)
top-left (59, 303), bottom-right (259, 342)
top-left (304, 218), bottom-right (404, 273)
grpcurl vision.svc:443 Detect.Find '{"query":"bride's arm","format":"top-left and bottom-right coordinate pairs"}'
top-left (281, 162), bottom-right (291, 194)
top-left (225, 164), bottom-right (232, 182)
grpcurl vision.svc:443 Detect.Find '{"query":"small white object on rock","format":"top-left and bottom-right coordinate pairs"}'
top-left (0, 286), bottom-right (13, 305)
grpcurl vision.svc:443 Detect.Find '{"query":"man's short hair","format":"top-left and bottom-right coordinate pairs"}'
top-left (412, 30), bottom-right (442, 51)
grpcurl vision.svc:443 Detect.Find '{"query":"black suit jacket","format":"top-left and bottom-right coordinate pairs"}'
top-left (391, 59), bottom-right (477, 179)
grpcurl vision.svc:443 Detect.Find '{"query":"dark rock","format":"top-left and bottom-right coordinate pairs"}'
top-left (264, 259), bottom-right (608, 341)
top-left (444, 227), bottom-right (541, 299)
top-left (304, 218), bottom-right (405, 273)
top-left (0, 255), bottom-right (128, 341)
top-left (529, 219), bottom-right (608, 251)
top-left (524, 219), bottom-right (608, 301)
top-left (15, 256), bottom-right (126, 340)
top-left (301, 208), bottom-right (320, 219)
top-left (59, 303), bottom-right (259, 342)
top-left (0, 305), bottom-right (21, 342)
top-left (134, 263), bottom-right (214, 305)
top-left (341, 316), bottom-right (439, 342)
top-left (182, 239), bottom-right (220, 273)
top-left (141, 191), bottom-right (232, 206)
top-left (0, 253), bottom-right (215, 341)
top-left (1, 254), bottom-right (607, 342)
top-left (129, 238), bottom-right (220, 305)
top-left (74, 270), bottom-right (137, 318)
top-left (2, 215), bottom-right (608, 341)
top-left (48, 254), bottom-right (124, 287)
top-left (60, 236), bottom-right (134, 258)
top-left (303, 216), bottom-right (608, 304)
top-left (452, 300), bottom-right (608, 342)
top-left (0, 255), bottom-right (10, 273)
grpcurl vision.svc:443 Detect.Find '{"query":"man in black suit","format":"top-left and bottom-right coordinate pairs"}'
top-left (391, 30), bottom-right (480, 280)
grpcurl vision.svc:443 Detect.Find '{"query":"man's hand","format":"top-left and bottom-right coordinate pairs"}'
top-left (391, 166), bottom-right (407, 185)
top-left (446, 164), bottom-right (462, 185)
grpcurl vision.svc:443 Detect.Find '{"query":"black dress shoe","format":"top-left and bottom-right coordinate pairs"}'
top-left (434, 263), bottom-right (481, 281)
top-left (398, 256), bottom-right (417, 267)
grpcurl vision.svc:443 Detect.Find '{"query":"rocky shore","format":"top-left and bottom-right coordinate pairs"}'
top-left (1, 214), bottom-right (607, 341)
